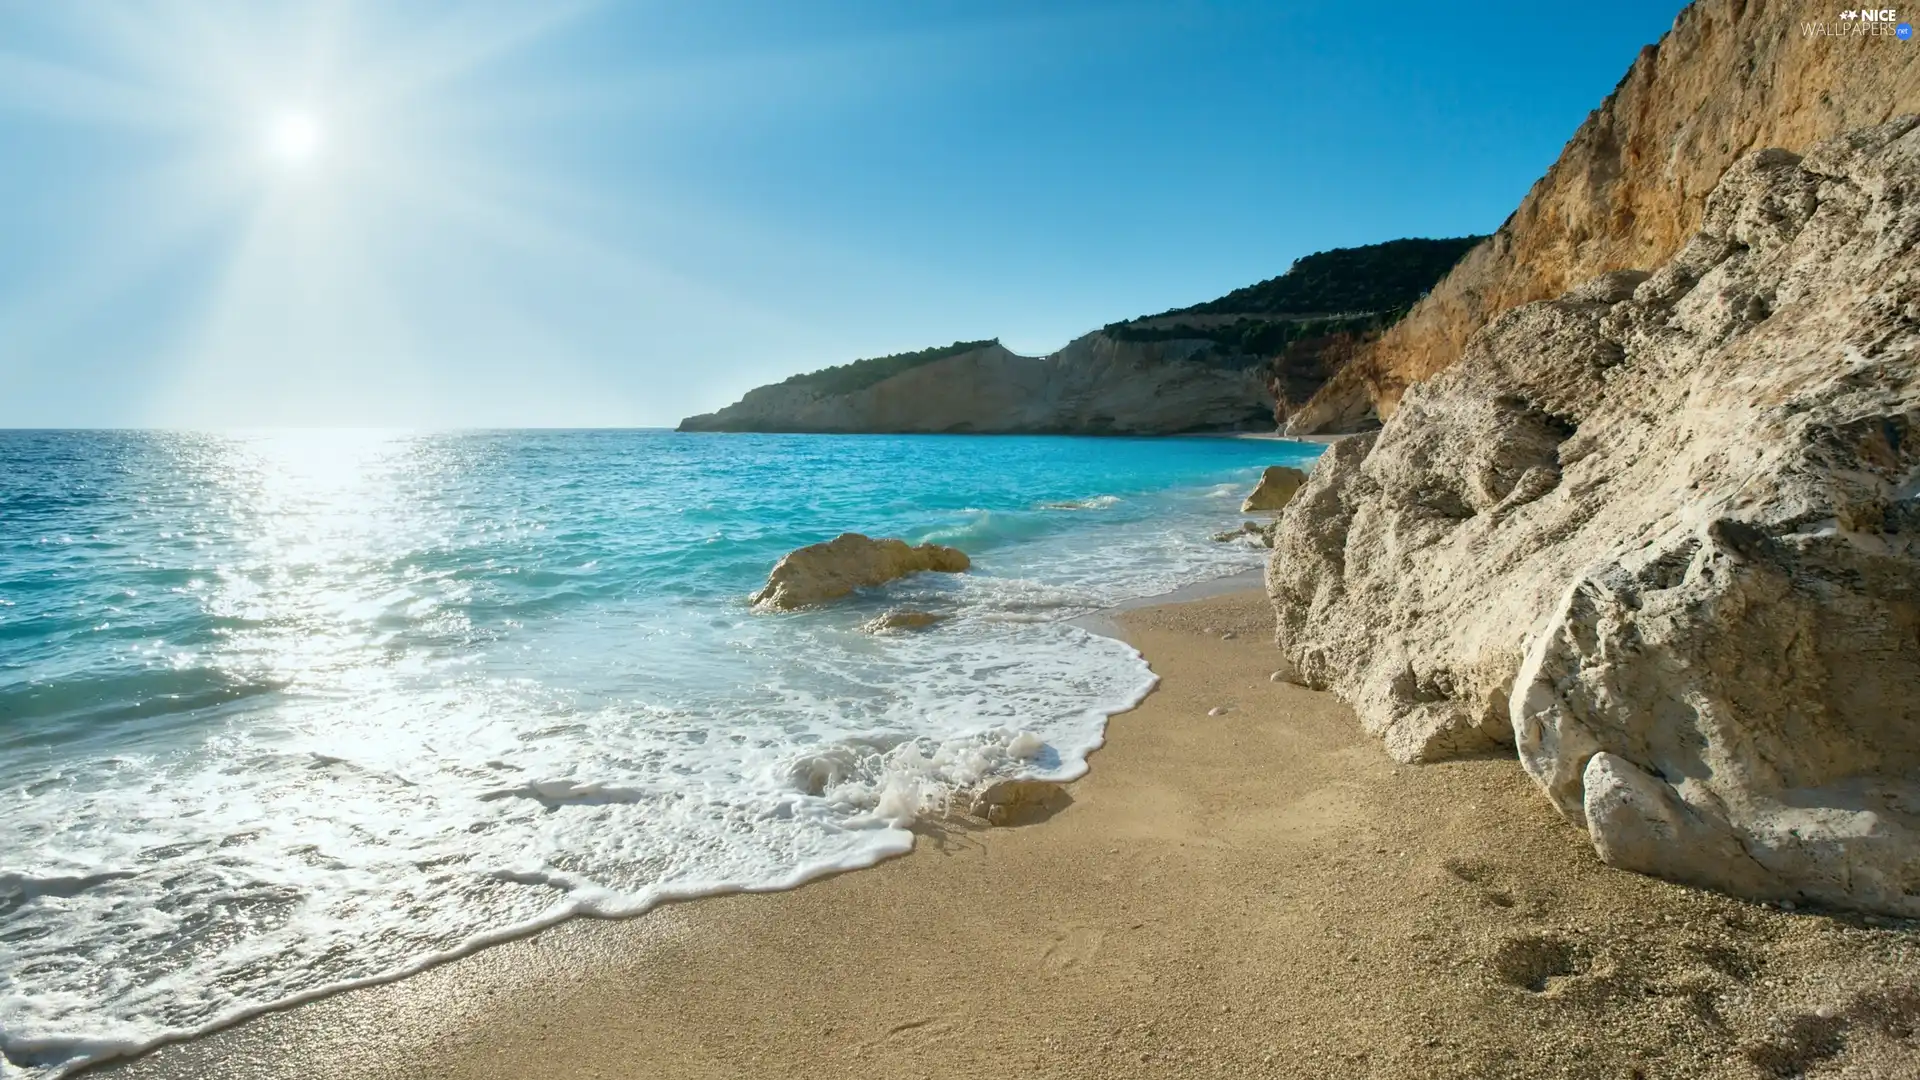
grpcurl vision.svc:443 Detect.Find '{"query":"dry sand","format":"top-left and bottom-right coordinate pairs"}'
top-left (101, 591), bottom-right (1920, 1080)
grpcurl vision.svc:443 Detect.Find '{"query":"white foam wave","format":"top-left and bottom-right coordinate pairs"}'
top-left (0, 620), bottom-right (1160, 1079)
top-left (0, 870), bottom-right (137, 907)
top-left (478, 779), bottom-right (655, 807)
top-left (0, 442), bottom-right (1306, 1079)
top-left (1038, 494), bottom-right (1122, 510)
top-left (779, 726), bottom-right (1070, 827)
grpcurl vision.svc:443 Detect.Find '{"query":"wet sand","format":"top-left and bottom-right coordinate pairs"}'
top-left (102, 591), bottom-right (1920, 1080)
top-left (1196, 431), bottom-right (1357, 445)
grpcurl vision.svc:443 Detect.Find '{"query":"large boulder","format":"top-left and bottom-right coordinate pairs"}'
top-left (1241, 466), bottom-right (1308, 513)
top-left (750, 533), bottom-right (970, 611)
top-left (1267, 120), bottom-right (1920, 915)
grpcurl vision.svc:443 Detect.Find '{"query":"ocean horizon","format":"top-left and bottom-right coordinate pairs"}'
top-left (0, 428), bottom-right (1319, 1077)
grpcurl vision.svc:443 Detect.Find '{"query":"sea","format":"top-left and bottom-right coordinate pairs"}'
top-left (0, 429), bottom-right (1320, 1077)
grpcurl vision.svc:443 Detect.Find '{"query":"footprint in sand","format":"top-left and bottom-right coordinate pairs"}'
top-left (862, 1015), bottom-right (956, 1054)
top-left (1043, 926), bottom-right (1106, 973)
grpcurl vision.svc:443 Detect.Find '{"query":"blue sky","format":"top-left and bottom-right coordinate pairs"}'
top-left (0, 0), bottom-right (1686, 428)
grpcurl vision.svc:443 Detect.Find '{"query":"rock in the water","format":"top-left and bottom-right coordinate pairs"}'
top-left (1267, 120), bottom-right (1920, 916)
top-left (1212, 521), bottom-right (1266, 543)
top-left (969, 779), bottom-right (1070, 827)
top-left (1241, 466), bottom-right (1308, 513)
top-left (750, 533), bottom-right (970, 610)
top-left (860, 609), bottom-right (949, 634)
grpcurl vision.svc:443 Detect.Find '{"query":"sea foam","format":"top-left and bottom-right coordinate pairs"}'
top-left (0, 429), bottom-right (1318, 1077)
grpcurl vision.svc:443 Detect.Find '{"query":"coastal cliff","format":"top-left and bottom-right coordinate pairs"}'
top-left (1287, 0), bottom-right (1920, 434)
top-left (677, 238), bottom-right (1479, 435)
top-left (1269, 119), bottom-right (1920, 914)
top-left (677, 336), bottom-right (1274, 435)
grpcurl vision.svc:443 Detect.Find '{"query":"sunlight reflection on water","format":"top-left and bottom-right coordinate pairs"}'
top-left (0, 429), bottom-right (1319, 1076)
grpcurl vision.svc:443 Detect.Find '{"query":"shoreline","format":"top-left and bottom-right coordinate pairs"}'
top-left (1196, 430), bottom-right (1357, 445)
top-left (1066, 566), bottom-right (1265, 640)
top-left (68, 567), bottom-right (1264, 1077)
top-left (99, 589), bottom-right (1920, 1080)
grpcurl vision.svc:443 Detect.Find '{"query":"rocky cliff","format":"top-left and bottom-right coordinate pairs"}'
top-left (1286, 0), bottom-right (1920, 434)
top-left (678, 238), bottom-right (1478, 435)
top-left (677, 337), bottom-right (1274, 435)
top-left (1268, 121), bottom-right (1920, 915)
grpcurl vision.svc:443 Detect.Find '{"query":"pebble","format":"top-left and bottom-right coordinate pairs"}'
top-left (1269, 671), bottom-right (1287, 682)
top-left (1221, 631), bottom-right (1237, 640)
top-left (1208, 706), bottom-right (1230, 717)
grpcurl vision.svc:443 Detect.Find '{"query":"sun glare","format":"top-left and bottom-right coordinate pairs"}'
top-left (266, 111), bottom-right (323, 166)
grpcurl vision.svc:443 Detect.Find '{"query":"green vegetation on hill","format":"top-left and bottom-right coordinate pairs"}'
top-left (1108, 312), bottom-right (1388, 360)
top-left (756, 237), bottom-right (1481, 399)
top-left (779, 339), bottom-right (999, 396)
top-left (1155, 236), bottom-right (1484, 320)
top-left (1102, 236), bottom-right (1484, 361)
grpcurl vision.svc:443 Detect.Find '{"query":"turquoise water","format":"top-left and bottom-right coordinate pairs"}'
top-left (0, 429), bottom-right (1318, 1076)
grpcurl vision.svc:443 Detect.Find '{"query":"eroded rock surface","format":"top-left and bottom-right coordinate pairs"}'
top-left (1267, 121), bottom-right (1920, 915)
top-left (1212, 520), bottom-right (1265, 542)
top-left (750, 534), bottom-right (969, 611)
top-left (969, 779), bottom-right (1070, 827)
top-left (1241, 466), bottom-right (1308, 513)
top-left (1286, 0), bottom-right (1920, 433)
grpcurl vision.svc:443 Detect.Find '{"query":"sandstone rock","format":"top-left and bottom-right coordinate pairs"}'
top-left (750, 533), bottom-right (970, 611)
top-left (859, 609), bottom-right (948, 634)
top-left (1268, 121), bottom-right (1920, 916)
top-left (1286, 0), bottom-right (1920, 434)
top-left (1241, 466), bottom-right (1307, 513)
top-left (969, 779), bottom-right (1070, 827)
top-left (1212, 521), bottom-right (1266, 542)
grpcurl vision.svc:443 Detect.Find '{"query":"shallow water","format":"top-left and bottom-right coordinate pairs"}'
top-left (0, 429), bottom-right (1318, 1076)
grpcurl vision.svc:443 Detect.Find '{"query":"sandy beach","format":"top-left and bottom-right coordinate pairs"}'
top-left (100, 590), bottom-right (1920, 1080)
top-left (1202, 431), bottom-right (1358, 445)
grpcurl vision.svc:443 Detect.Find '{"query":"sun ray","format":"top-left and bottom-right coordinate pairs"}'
top-left (1, 0), bottom-right (931, 426)
top-left (334, 0), bottom-right (604, 112)
top-left (0, 49), bottom-right (197, 128)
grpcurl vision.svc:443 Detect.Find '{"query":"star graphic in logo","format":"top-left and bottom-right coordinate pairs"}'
top-left (1841, 8), bottom-right (1858, 17)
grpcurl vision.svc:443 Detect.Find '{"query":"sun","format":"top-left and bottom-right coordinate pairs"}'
top-left (266, 110), bottom-right (323, 166)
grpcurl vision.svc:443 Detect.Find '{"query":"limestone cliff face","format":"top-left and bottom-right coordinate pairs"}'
top-left (1268, 122), bottom-right (1920, 914)
top-left (678, 337), bottom-right (1273, 435)
top-left (1287, 0), bottom-right (1920, 434)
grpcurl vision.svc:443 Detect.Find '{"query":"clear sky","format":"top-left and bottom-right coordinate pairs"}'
top-left (0, 0), bottom-right (1687, 428)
